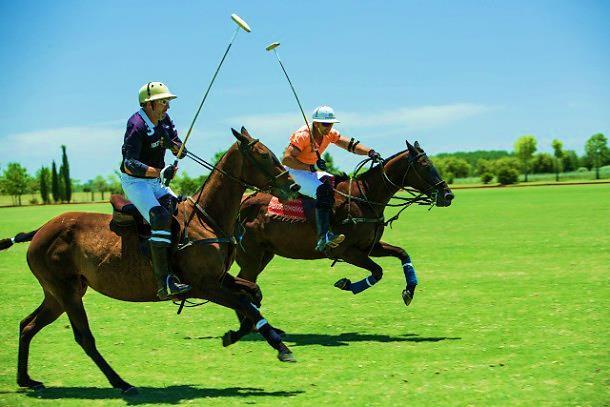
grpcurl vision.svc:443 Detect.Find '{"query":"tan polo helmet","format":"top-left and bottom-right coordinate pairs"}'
top-left (138, 82), bottom-right (177, 105)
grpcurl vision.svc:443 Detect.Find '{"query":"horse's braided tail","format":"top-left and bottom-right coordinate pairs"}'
top-left (0, 229), bottom-right (39, 251)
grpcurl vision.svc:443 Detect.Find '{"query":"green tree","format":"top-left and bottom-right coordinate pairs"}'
top-left (562, 150), bottom-right (579, 172)
top-left (531, 153), bottom-right (555, 174)
top-left (322, 152), bottom-right (339, 173)
top-left (436, 157), bottom-right (471, 178)
top-left (584, 133), bottom-right (609, 180)
top-left (106, 174), bottom-right (122, 195)
top-left (213, 150), bottom-right (227, 165)
top-left (1, 163), bottom-right (31, 205)
top-left (58, 165), bottom-right (66, 202)
top-left (175, 172), bottom-right (199, 196)
top-left (514, 135), bottom-right (537, 182)
top-left (476, 159), bottom-right (494, 176)
top-left (38, 166), bottom-right (51, 204)
top-left (92, 175), bottom-right (108, 200)
top-left (51, 161), bottom-right (60, 203)
top-left (551, 139), bottom-right (564, 182)
top-left (61, 145), bottom-right (72, 202)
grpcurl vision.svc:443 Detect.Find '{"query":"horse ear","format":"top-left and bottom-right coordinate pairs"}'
top-left (414, 141), bottom-right (421, 150)
top-left (240, 126), bottom-right (252, 139)
top-left (405, 140), bottom-right (416, 154)
top-left (232, 127), bottom-right (247, 143)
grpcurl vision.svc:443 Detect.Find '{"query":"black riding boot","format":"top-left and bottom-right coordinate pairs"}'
top-left (314, 206), bottom-right (345, 252)
top-left (149, 243), bottom-right (191, 300)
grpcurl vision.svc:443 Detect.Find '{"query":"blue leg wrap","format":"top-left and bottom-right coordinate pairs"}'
top-left (403, 261), bottom-right (418, 286)
top-left (350, 275), bottom-right (379, 294)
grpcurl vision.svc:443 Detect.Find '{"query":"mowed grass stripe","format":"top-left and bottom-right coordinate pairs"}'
top-left (0, 185), bottom-right (608, 406)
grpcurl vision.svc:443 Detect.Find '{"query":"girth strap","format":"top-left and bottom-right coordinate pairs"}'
top-left (341, 216), bottom-right (385, 225)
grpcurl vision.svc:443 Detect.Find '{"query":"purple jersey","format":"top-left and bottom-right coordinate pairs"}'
top-left (120, 110), bottom-right (182, 178)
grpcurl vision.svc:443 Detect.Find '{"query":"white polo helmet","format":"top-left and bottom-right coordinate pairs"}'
top-left (312, 105), bottom-right (340, 123)
top-left (138, 81), bottom-right (177, 105)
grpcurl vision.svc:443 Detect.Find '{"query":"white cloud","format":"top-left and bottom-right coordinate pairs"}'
top-left (229, 103), bottom-right (493, 135)
top-left (0, 103), bottom-right (493, 180)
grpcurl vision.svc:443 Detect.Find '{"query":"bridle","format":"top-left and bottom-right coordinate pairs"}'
top-left (380, 149), bottom-right (446, 206)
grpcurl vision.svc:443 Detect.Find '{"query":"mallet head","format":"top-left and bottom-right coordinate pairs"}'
top-left (266, 42), bottom-right (280, 52)
top-left (231, 14), bottom-right (251, 32)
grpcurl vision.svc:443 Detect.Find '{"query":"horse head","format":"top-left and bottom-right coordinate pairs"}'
top-left (231, 127), bottom-right (300, 202)
top-left (384, 140), bottom-right (454, 207)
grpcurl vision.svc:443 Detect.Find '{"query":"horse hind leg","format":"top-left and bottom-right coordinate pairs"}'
top-left (17, 292), bottom-right (64, 389)
top-left (60, 292), bottom-right (136, 393)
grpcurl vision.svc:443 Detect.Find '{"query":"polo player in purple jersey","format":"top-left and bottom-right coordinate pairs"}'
top-left (119, 81), bottom-right (191, 300)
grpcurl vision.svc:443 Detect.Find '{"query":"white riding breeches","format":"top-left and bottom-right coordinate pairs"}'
top-left (286, 167), bottom-right (332, 198)
top-left (120, 172), bottom-right (177, 223)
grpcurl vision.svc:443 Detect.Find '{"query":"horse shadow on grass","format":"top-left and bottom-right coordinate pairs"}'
top-left (190, 332), bottom-right (461, 347)
top-left (16, 384), bottom-right (304, 405)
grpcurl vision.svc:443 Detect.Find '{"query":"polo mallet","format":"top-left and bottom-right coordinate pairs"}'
top-left (266, 42), bottom-right (321, 160)
top-left (165, 13), bottom-right (251, 185)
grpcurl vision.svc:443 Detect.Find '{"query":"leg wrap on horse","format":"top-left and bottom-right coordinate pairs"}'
top-left (349, 275), bottom-right (380, 294)
top-left (256, 319), bottom-right (283, 350)
top-left (149, 206), bottom-right (171, 247)
top-left (403, 257), bottom-right (418, 286)
top-left (315, 182), bottom-right (334, 210)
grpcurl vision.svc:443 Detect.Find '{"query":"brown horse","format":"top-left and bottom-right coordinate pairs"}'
top-left (223, 140), bottom-right (453, 345)
top-left (0, 127), bottom-right (301, 393)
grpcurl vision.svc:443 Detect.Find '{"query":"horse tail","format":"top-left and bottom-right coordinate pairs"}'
top-left (0, 229), bottom-right (39, 251)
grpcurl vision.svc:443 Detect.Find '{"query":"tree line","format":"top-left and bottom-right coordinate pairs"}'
top-left (0, 145), bottom-right (72, 205)
top-left (432, 133), bottom-right (609, 185)
top-left (1, 133), bottom-right (608, 205)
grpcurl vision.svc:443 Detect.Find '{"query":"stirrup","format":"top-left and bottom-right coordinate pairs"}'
top-left (316, 232), bottom-right (345, 251)
top-left (157, 275), bottom-right (191, 300)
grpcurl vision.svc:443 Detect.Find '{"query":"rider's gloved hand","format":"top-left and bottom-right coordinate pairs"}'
top-left (368, 149), bottom-right (382, 163)
top-left (177, 146), bottom-right (188, 159)
top-left (309, 158), bottom-right (327, 172)
top-left (160, 164), bottom-right (178, 185)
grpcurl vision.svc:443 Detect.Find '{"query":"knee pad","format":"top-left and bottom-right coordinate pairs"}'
top-left (315, 182), bottom-right (334, 209)
top-left (158, 194), bottom-right (178, 216)
top-left (149, 206), bottom-right (171, 230)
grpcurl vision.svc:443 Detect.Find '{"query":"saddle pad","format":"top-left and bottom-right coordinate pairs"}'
top-left (267, 197), bottom-right (307, 221)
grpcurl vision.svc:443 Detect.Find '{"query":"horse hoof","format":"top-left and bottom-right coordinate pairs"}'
top-left (18, 379), bottom-right (45, 390)
top-left (334, 278), bottom-right (351, 291)
top-left (402, 289), bottom-right (413, 306)
top-left (222, 331), bottom-right (234, 347)
top-left (278, 351), bottom-right (296, 363)
top-left (121, 385), bottom-right (138, 395)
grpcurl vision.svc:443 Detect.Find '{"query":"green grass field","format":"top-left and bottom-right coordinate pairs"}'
top-left (0, 185), bottom-right (608, 406)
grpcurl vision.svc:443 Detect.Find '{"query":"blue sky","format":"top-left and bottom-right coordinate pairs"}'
top-left (1, 1), bottom-right (608, 181)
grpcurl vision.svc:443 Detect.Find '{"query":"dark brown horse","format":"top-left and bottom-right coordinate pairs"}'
top-left (0, 128), bottom-right (301, 393)
top-left (223, 140), bottom-right (453, 345)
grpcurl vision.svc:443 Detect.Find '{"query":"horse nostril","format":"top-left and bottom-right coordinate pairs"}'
top-left (290, 183), bottom-right (301, 192)
top-left (445, 192), bottom-right (454, 201)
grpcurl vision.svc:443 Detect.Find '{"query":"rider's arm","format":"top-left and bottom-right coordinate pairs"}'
top-left (335, 135), bottom-right (373, 156)
top-left (122, 122), bottom-right (162, 178)
top-left (282, 145), bottom-right (311, 171)
top-left (161, 115), bottom-right (186, 158)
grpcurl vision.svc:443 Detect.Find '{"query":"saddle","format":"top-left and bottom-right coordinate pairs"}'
top-left (266, 175), bottom-right (336, 222)
top-left (109, 194), bottom-right (182, 251)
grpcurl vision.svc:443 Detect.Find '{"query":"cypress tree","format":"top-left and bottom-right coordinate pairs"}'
top-left (61, 145), bottom-right (72, 202)
top-left (51, 161), bottom-right (59, 203)
top-left (58, 165), bottom-right (66, 202)
top-left (39, 166), bottom-right (50, 204)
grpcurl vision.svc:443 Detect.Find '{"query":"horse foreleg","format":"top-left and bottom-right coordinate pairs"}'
top-left (335, 250), bottom-right (383, 295)
top-left (61, 295), bottom-right (136, 393)
top-left (17, 293), bottom-right (64, 389)
top-left (205, 282), bottom-right (295, 363)
top-left (369, 240), bottom-right (418, 306)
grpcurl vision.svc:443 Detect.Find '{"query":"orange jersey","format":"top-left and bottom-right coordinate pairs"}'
top-left (289, 125), bottom-right (341, 165)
